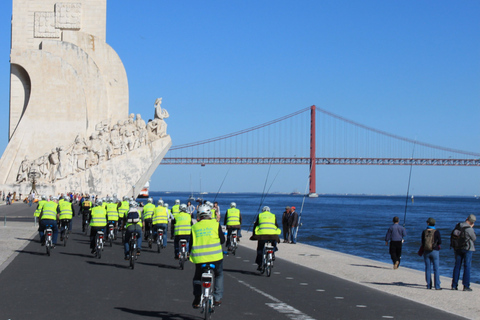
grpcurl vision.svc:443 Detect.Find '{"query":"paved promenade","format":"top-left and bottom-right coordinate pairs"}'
top-left (0, 202), bottom-right (478, 319)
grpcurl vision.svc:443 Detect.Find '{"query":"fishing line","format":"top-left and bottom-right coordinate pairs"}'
top-left (295, 163), bottom-right (313, 237)
top-left (403, 141), bottom-right (416, 228)
top-left (213, 167), bottom-right (230, 202)
top-left (248, 159), bottom-right (273, 232)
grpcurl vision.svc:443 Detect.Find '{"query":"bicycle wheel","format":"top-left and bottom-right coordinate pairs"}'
top-left (63, 233), bottom-right (67, 247)
top-left (46, 244), bottom-right (50, 256)
top-left (266, 263), bottom-right (271, 277)
top-left (157, 240), bottom-right (161, 253)
top-left (180, 255), bottom-right (185, 270)
top-left (109, 236), bottom-right (113, 247)
top-left (203, 298), bottom-right (212, 320)
top-left (130, 243), bottom-right (136, 269)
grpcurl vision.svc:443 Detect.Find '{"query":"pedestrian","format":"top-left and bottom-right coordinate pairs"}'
top-left (282, 206), bottom-right (291, 243)
top-left (451, 214), bottom-right (476, 291)
top-left (289, 206), bottom-right (299, 244)
top-left (421, 217), bottom-right (442, 290)
top-left (385, 216), bottom-right (406, 269)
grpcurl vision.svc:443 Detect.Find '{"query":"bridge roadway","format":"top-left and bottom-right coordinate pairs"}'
top-left (0, 203), bottom-right (474, 320)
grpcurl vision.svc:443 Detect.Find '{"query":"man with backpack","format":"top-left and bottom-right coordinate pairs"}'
top-left (421, 217), bottom-right (442, 290)
top-left (451, 214), bottom-right (476, 291)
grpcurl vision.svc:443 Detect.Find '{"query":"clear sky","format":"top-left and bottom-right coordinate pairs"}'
top-left (0, 1), bottom-right (479, 196)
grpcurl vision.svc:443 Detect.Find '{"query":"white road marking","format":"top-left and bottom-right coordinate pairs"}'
top-left (382, 316), bottom-right (394, 319)
top-left (356, 305), bottom-right (367, 308)
top-left (232, 276), bottom-right (317, 320)
top-left (316, 289), bottom-right (325, 292)
top-left (286, 277), bottom-right (294, 280)
top-left (300, 283), bottom-right (308, 286)
top-left (334, 297), bottom-right (344, 299)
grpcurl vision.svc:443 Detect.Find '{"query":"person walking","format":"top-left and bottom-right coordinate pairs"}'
top-left (451, 214), bottom-right (476, 291)
top-left (289, 206), bottom-right (299, 244)
top-left (421, 217), bottom-right (442, 290)
top-left (385, 216), bottom-right (406, 269)
top-left (281, 206), bottom-right (291, 243)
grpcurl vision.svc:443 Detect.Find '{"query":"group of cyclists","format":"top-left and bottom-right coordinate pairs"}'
top-left (34, 193), bottom-right (282, 309)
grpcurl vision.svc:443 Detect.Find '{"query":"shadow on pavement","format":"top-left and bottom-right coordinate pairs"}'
top-left (60, 252), bottom-right (95, 258)
top-left (114, 307), bottom-right (202, 319)
top-left (224, 268), bottom-right (261, 277)
top-left (15, 250), bottom-right (46, 256)
top-left (137, 261), bottom-right (179, 270)
top-left (350, 264), bottom-right (391, 270)
top-left (15, 237), bottom-right (37, 242)
top-left (363, 281), bottom-right (425, 289)
top-left (86, 260), bottom-right (129, 269)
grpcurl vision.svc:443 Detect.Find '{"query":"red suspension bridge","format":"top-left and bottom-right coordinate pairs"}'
top-left (162, 105), bottom-right (480, 195)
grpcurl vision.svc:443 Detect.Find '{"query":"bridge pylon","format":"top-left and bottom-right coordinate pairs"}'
top-left (309, 105), bottom-right (318, 198)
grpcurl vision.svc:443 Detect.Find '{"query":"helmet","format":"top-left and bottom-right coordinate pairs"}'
top-left (113, 193), bottom-right (117, 198)
top-left (102, 197), bottom-right (107, 202)
top-left (63, 196), bottom-right (69, 201)
top-left (148, 197), bottom-right (153, 203)
top-left (262, 206), bottom-right (270, 212)
top-left (197, 205), bottom-right (212, 219)
top-left (230, 202), bottom-right (236, 208)
top-left (205, 201), bottom-right (213, 208)
top-left (41, 195), bottom-right (47, 200)
top-left (129, 197), bottom-right (134, 202)
top-left (107, 197), bottom-right (113, 203)
top-left (164, 203), bottom-right (169, 208)
top-left (129, 200), bottom-right (137, 207)
top-left (157, 199), bottom-right (164, 206)
top-left (179, 204), bottom-right (187, 212)
top-left (123, 196), bottom-right (128, 201)
top-left (96, 200), bottom-right (103, 207)
top-left (175, 199), bottom-right (180, 204)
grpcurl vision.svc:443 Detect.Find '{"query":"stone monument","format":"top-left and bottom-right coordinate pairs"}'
top-left (0, 0), bottom-right (172, 197)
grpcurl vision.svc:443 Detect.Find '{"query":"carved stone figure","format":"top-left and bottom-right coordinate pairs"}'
top-left (48, 148), bottom-right (59, 182)
top-left (16, 157), bottom-right (30, 183)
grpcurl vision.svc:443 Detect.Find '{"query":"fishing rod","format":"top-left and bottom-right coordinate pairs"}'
top-left (403, 141), bottom-right (416, 228)
top-left (213, 168), bottom-right (230, 202)
top-left (294, 163), bottom-right (313, 239)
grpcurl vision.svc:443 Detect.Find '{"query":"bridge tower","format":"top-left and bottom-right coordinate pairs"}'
top-left (309, 105), bottom-right (318, 197)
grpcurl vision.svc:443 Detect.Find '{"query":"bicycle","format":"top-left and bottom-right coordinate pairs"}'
top-left (107, 222), bottom-right (115, 247)
top-left (94, 230), bottom-right (105, 259)
top-left (260, 240), bottom-right (275, 277)
top-left (147, 225), bottom-right (153, 249)
top-left (60, 219), bottom-right (70, 247)
top-left (129, 231), bottom-right (140, 269)
top-left (83, 215), bottom-right (89, 235)
top-left (179, 239), bottom-right (188, 270)
top-left (229, 229), bottom-right (238, 255)
top-left (200, 263), bottom-right (216, 320)
top-left (44, 224), bottom-right (54, 256)
top-left (156, 228), bottom-right (164, 253)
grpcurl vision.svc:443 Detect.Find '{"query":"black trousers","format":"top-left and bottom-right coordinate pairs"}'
top-left (389, 241), bottom-right (403, 265)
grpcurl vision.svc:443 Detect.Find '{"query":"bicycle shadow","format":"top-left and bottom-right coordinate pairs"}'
top-left (15, 237), bottom-right (37, 242)
top-left (363, 281), bottom-right (425, 289)
top-left (114, 307), bottom-right (202, 319)
top-left (137, 261), bottom-right (180, 270)
top-left (224, 268), bottom-right (261, 277)
top-left (15, 249), bottom-right (46, 256)
top-left (59, 252), bottom-right (94, 258)
top-left (350, 264), bottom-right (390, 270)
top-left (86, 260), bottom-right (129, 269)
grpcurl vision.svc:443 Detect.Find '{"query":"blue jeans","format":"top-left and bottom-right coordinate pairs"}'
top-left (124, 225), bottom-right (142, 256)
top-left (153, 223), bottom-right (168, 247)
top-left (290, 226), bottom-right (297, 243)
top-left (39, 219), bottom-right (58, 245)
top-left (424, 250), bottom-right (441, 289)
top-left (193, 259), bottom-right (224, 302)
top-left (452, 249), bottom-right (473, 289)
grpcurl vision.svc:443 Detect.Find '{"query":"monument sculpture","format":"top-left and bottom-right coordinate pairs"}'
top-left (0, 0), bottom-right (172, 197)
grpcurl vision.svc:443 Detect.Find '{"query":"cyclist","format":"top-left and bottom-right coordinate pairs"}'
top-left (59, 196), bottom-right (75, 240)
top-left (224, 202), bottom-right (242, 250)
top-left (124, 201), bottom-right (143, 260)
top-left (38, 196), bottom-right (60, 247)
top-left (118, 196), bottom-right (130, 231)
top-left (152, 199), bottom-right (168, 248)
top-left (142, 197), bottom-right (155, 240)
top-left (250, 206), bottom-right (281, 271)
top-left (190, 205), bottom-right (225, 308)
top-left (170, 199), bottom-right (181, 238)
top-left (106, 197), bottom-right (119, 233)
top-left (89, 199), bottom-right (107, 254)
top-left (172, 204), bottom-right (192, 259)
top-left (34, 195), bottom-right (48, 220)
top-left (81, 195), bottom-right (93, 232)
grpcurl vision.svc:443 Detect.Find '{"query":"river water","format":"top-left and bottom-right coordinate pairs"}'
top-left (146, 191), bottom-right (480, 285)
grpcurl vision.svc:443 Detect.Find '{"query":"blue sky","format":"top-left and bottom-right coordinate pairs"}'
top-left (0, 1), bottom-right (479, 196)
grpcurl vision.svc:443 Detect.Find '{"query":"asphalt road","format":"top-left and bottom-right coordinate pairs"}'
top-left (0, 204), bottom-right (464, 320)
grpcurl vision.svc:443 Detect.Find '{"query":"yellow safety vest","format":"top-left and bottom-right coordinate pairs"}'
top-left (143, 203), bottom-right (155, 220)
top-left (255, 211), bottom-right (281, 235)
top-left (171, 204), bottom-right (180, 217)
top-left (118, 201), bottom-right (129, 218)
top-left (90, 206), bottom-right (107, 227)
top-left (152, 206), bottom-right (168, 224)
top-left (82, 200), bottom-right (92, 211)
top-left (59, 201), bottom-right (73, 220)
top-left (106, 203), bottom-right (119, 221)
top-left (226, 208), bottom-right (240, 226)
top-left (41, 202), bottom-right (58, 220)
top-left (190, 219), bottom-right (223, 264)
top-left (34, 200), bottom-right (47, 217)
top-left (174, 212), bottom-right (192, 236)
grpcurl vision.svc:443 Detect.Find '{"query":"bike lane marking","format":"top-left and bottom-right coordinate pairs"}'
top-left (228, 274), bottom-right (317, 320)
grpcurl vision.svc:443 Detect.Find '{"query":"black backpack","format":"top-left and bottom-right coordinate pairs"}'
top-left (450, 223), bottom-right (469, 250)
top-left (126, 210), bottom-right (140, 223)
top-left (423, 229), bottom-right (435, 251)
